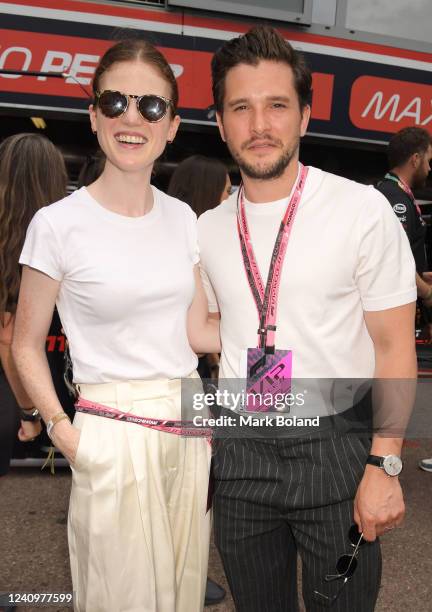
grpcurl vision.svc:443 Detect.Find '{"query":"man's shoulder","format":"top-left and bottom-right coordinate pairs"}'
top-left (375, 178), bottom-right (411, 206)
top-left (315, 167), bottom-right (371, 195)
top-left (197, 192), bottom-right (236, 233)
top-left (309, 166), bottom-right (386, 211)
top-left (376, 179), bottom-right (412, 215)
top-left (375, 177), bottom-right (407, 196)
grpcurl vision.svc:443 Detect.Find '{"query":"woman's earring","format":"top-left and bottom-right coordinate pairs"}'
top-left (92, 129), bottom-right (97, 135)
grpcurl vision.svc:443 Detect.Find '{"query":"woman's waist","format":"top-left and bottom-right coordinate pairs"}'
top-left (70, 352), bottom-right (199, 388)
top-left (76, 371), bottom-right (200, 404)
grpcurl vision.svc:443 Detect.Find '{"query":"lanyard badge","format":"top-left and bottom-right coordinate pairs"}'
top-left (237, 164), bottom-right (308, 412)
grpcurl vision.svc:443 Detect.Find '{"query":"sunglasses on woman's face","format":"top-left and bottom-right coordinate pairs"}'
top-left (95, 90), bottom-right (173, 123)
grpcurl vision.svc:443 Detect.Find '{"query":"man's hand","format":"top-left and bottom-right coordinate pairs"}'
top-left (353, 464), bottom-right (405, 541)
top-left (422, 271), bottom-right (432, 284)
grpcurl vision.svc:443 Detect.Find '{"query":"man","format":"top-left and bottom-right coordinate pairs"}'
top-left (198, 26), bottom-right (417, 611)
top-left (376, 127), bottom-right (432, 473)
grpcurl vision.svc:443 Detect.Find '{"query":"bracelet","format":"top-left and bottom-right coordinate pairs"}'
top-left (46, 412), bottom-right (71, 438)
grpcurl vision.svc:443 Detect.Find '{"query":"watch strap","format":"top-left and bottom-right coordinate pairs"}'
top-left (366, 454), bottom-right (383, 468)
top-left (20, 407), bottom-right (41, 422)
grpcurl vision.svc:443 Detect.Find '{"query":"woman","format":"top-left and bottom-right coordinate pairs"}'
top-left (168, 154), bottom-right (231, 217)
top-left (0, 133), bottom-right (68, 477)
top-left (12, 39), bottom-right (219, 612)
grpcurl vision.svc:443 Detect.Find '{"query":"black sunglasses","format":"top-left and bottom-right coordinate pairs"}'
top-left (95, 90), bottom-right (173, 123)
top-left (313, 524), bottom-right (366, 606)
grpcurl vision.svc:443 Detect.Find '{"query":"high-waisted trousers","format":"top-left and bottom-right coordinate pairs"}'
top-left (68, 374), bottom-right (211, 612)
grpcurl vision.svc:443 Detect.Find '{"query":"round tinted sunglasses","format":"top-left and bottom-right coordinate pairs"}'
top-left (95, 90), bottom-right (173, 123)
top-left (313, 524), bottom-right (367, 606)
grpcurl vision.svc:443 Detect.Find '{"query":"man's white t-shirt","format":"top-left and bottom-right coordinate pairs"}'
top-left (198, 166), bottom-right (417, 380)
top-left (20, 186), bottom-right (199, 383)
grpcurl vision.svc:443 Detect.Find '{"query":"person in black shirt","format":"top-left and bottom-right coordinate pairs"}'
top-left (376, 126), bottom-right (432, 473)
top-left (377, 127), bottom-right (432, 311)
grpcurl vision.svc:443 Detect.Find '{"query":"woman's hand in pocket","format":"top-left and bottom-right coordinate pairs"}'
top-left (50, 419), bottom-right (81, 465)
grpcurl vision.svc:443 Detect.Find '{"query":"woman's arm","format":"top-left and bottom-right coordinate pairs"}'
top-left (187, 266), bottom-right (221, 354)
top-left (0, 314), bottom-right (42, 441)
top-left (11, 266), bottom-right (80, 463)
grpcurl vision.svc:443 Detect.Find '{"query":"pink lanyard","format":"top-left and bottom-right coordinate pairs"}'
top-left (75, 397), bottom-right (211, 440)
top-left (385, 173), bottom-right (423, 217)
top-left (237, 164), bottom-right (308, 351)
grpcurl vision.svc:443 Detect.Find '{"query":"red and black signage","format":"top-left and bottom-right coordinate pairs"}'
top-left (0, 0), bottom-right (431, 144)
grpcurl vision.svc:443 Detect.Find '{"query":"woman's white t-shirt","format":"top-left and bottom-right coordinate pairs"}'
top-left (20, 186), bottom-right (199, 383)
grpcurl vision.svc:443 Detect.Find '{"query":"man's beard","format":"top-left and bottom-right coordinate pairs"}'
top-left (411, 166), bottom-right (428, 190)
top-left (227, 138), bottom-right (299, 180)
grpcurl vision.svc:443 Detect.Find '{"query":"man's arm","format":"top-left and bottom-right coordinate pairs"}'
top-left (354, 302), bottom-right (417, 541)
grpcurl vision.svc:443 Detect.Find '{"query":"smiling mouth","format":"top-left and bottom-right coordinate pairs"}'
top-left (115, 134), bottom-right (147, 144)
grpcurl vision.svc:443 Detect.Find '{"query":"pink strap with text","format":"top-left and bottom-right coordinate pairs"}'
top-left (75, 397), bottom-right (211, 439)
top-left (237, 164), bottom-right (309, 349)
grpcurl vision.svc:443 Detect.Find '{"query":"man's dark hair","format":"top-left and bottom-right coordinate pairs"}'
top-left (388, 127), bottom-right (432, 169)
top-left (211, 25), bottom-right (312, 114)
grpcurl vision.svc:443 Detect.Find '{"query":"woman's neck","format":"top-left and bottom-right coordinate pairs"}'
top-left (87, 162), bottom-right (154, 217)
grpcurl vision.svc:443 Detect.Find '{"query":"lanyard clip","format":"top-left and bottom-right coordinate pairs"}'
top-left (258, 323), bottom-right (276, 351)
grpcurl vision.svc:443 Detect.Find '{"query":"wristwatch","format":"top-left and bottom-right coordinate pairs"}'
top-left (20, 407), bottom-right (41, 422)
top-left (366, 454), bottom-right (403, 476)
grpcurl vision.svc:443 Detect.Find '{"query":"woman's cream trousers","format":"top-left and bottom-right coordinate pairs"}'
top-left (68, 375), bottom-right (211, 612)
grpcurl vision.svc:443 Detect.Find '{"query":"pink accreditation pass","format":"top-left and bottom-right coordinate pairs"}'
top-left (243, 348), bottom-right (292, 412)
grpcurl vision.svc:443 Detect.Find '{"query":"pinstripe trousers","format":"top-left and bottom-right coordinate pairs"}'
top-left (213, 433), bottom-right (381, 612)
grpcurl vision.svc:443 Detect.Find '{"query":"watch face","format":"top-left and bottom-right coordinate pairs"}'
top-left (383, 455), bottom-right (403, 476)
